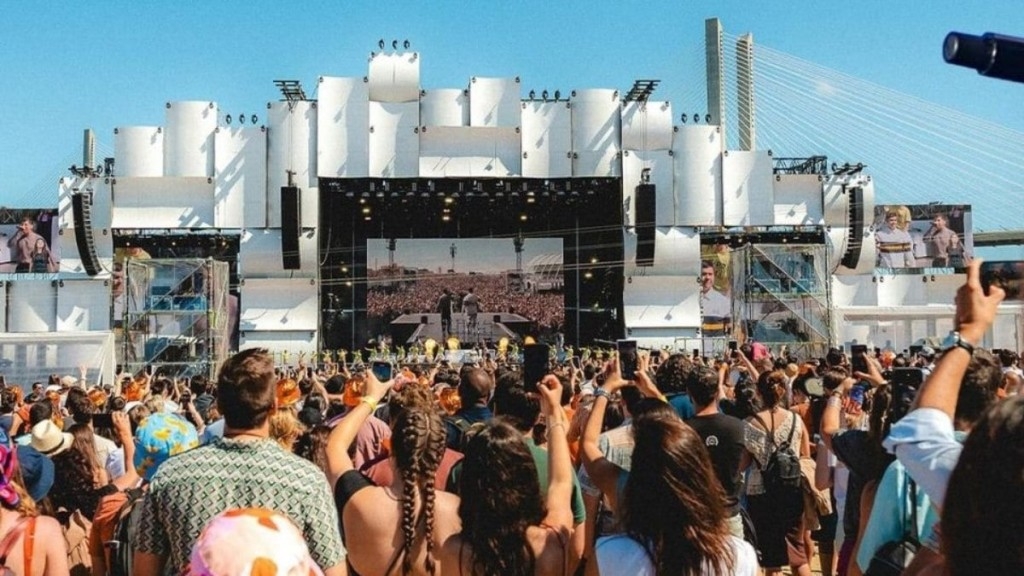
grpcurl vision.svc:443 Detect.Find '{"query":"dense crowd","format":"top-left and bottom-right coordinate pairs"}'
top-left (0, 261), bottom-right (1020, 575)
top-left (367, 272), bottom-right (564, 331)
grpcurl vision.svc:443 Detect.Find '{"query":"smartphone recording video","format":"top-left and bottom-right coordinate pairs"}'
top-left (980, 261), bottom-right (1023, 300)
top-left (890, 367), bottom-right (924, 423)
top-left (851, 344), bottom-right (869, 374)
top-left (370, 360), bottom-right (394, 382)
top-left (523, 344), bottom-right (550, 393)
top-left (617, 339), bottom-right (638, 378)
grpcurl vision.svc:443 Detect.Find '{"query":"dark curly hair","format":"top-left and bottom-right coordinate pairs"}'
top-left (458, 419), bottom-right (544, 576)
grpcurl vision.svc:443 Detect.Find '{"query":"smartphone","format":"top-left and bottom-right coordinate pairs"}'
top-left (980, 261), bottom-right (1023, 300)
top-left (116, 364), bottom-right (123, 375)
top-left (145, 364), bottom-right (154, 376)
top-left (851, 344), bottom-right (869, 374)
top-left (909, 345), bottom-right (923, 357)
top-left (617, 339), bottom-right (638, 378)
top-left (692, 348), bottom-right (700, 358)
top-left (522, 344), bottom-right (550, 393)
top-left (370, 360), bottom-right (394, 382)
top-left (92, 413), bottom-right (114, 428)
top-left (890, 367), bottom-right (925, 423)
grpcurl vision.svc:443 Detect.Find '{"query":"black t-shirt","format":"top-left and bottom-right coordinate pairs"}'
top-left (686, 412), bottom-right (747, 515)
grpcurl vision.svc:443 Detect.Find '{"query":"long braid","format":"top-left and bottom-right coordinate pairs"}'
top-left (394, 405), bottom-right (447, 575)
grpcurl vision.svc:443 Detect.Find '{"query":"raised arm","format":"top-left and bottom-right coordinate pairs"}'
top-left (580, 360), bottom-right (627, 506)
top-left (325, 373), bottom-right (392, 488)
top-left (111, 411), bottom-right (140, 491)
top-left (537, 374), bottom-right (573, 534)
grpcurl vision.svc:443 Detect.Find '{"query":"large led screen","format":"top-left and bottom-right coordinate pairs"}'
top-left (367, 238), bottom-right (564, 343)
top-left (873, 204), bottom-right (972, 272)
top-left (0, 210), bottom-right (60, 274)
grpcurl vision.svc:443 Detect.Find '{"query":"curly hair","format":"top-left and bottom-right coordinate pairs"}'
top-left (458, 419), bottom-right (544, 576)
top-left (392, 405), bottom-right (447, 575)
top-left (622, 412), bottom-right (735, 575)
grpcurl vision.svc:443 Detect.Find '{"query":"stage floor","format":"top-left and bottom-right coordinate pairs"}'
top-left (390, 312), bottom-right (529, 344)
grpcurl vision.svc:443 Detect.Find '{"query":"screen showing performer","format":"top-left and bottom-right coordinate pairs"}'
top-left (873, 204), bottom-right (973, 272)
top-left (0, 210), bottom-right (59, 274)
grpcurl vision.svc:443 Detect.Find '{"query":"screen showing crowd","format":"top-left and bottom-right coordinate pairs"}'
top-left (0, 210), bottom-right (60, 274)
top-left (366, 237), bottom-right (565, 335)
top-left (873, 204), bottom-right (973, 272)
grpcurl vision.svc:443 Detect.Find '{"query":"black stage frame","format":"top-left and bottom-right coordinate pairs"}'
top-left (318, 177), bottom-right (625, 350)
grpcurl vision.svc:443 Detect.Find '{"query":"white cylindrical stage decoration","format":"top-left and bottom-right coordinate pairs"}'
top-left (469, 77), bottom-right (521, 128)
top-left (571, 89), bottom-right (621, 177)
top-left (8, 281), bottom-right (56, 332)
top-left (317, 76), bottom-right (370, 178)
top-left (368, 52), bottom-right (421, 103)
top-left (215, 126), bottom-right (267, 228)
top-left (421, 88), bottom-right (469, 127)
top-left (165, 101), bottom-right (216, 177)
top-left (521, 101), bottom-right (572, 178)
top-left (268, 100), bottom-right (317, 225)
top-left (115, 126), bottom-right (163, 177)
top-left (369, 101), bottom-right (420, 178)
top-left (621, 101), bottom-right (674, 151)
top-left (672, 125), bottom-right (722, 226)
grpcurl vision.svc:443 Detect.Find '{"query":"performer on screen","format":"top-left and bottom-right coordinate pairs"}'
top-left (923, 212), bottom-right (961, 268)
top-left (875, 211), bottom-right (915, 268)
top-left (462, 286), bottom-right (479, 331)
top-left (700, 260), bottom-right (731, 337)
top-left (7, 217), bottom-right (46, 273)
top-left (437, 288), bottom-right (454, 336)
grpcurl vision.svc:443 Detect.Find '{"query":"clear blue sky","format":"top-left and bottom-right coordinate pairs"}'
top-left (2, 1), bottom-right (1022, 214)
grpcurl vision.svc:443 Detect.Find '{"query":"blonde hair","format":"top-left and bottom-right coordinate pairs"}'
top-left (270, 408), bottom-right (306, 451)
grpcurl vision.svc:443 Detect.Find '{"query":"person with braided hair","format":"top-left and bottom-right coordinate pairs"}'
top-left (439, 374), bottom-right (574, 576)
top-left (327, 371), bottom-right (461, 576)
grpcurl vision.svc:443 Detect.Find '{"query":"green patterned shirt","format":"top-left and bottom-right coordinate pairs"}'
top-left (135, 437), bottom-right (345, 574)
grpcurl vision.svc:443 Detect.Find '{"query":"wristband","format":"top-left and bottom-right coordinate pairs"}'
top-left (358, 396), bottom-right (378, 412)
top-left (594, 388), bottom-right (611, 401)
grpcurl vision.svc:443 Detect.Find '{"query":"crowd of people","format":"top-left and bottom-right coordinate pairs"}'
top-left (0, 261), bottom-right (1019, 574)
top-left (367, 271), bottom-right (564, 333)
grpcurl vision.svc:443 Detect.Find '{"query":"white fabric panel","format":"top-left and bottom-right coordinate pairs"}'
top-left (238, 228), bottom-right (318, 278)
top-left (672, 125), bottom-right (722, 226)
top-left (469, 77), bottom-right (520, 128)
top-left (317, 76), bottom-right (370, 178)
top-left (420, 89), bottom-right (469, 127)
top-left (571, 89), bottom-right (621, 177)
top-left (822, 176), bottom-right (848, 228)
top-left (267, 101), bottom-right (317, 223)
top-left (419, 126), bottom-right (520, 178)
top-left (773, 174), bottom-right (823, 225)
top-left (622, 150), bottom-right (673, 227)
top-left (831, 276), bottom-right (877, 307)
top-left (0, 282), bottom-right (6, 333)
top-left (369, 101), bottom-right (420, 178)
top-left (368, 52), bottom-right (420, 103)
top-left (110, 177), bottom-right (214, 228)
top-left (239, 278), bottom-right (319, 332)
top-left (721, 150), bottom-right (774, 226)
top-left (623, 227), bottom-right (702, 276)
top-left (115, 126), bottom-right (163, 177)
top-left (214, 126), bottom-right (267, 229)
top-left (877, 274), bottom-right (926, 307)
top-left (521, 101), bottom-right (572, 178)
top-left (8, 281), bottom-right (56, 332)
top-left (925, 273), bottom-right (964, 304)
top-left (621, 101), bottom-right (673, 151)
top-left (59, 178), bottom-right (112, 232)
top-left (301, 186), bottom-right (319, 230)
top-left (57, 279), bottom-right (111, 332)
top-left (164, 101), bottom-right (216, 178)
top-left (623, 275), bottom-right (702, 328)
top-left (55, 225), bottom-right (114, 279)
top-left (239, 330), bottom-right (317, 357)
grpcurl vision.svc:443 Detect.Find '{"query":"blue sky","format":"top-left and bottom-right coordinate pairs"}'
top-left (2, 1), bottom-right (1022, 219)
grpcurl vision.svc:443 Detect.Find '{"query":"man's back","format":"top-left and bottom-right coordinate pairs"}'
top-left (134, 437), bottom-right (343, 574)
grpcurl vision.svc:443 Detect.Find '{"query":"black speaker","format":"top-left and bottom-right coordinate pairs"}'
top-left (634, 183), bottom-right (656, 267)
top-left (281, 186), bottom-right (301, 270)
top-left (493, 314), bottom-right (502, 323)
top-left (71, 192), bottom-right (101, 276)
top-left (840, 186), bottom-right (864, 269)
top-left (420, 315), bottom-right (428, 324)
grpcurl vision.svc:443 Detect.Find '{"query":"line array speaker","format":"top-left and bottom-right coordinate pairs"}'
top-left (281, 186), bottom-right (301, 270)
top-left (634, 183), bottom-right (656, 267)
top-left (71, 192), bottom-right (101, 276)
top-left (840, 186), bottom-right (864, 269)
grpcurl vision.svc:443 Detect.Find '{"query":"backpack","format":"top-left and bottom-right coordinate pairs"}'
top-left (752, 411), bottom-right (802, 495)
top-left (105, 487), bottom-right (145, 576)
top-left (447, 417), bottom-right (486, 452)
top-left (865, 479), bottom-right (920, 576)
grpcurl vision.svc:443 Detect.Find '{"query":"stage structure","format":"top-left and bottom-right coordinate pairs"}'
top-left (120, 259), bottom-right (230, 378)
top-left (3, 19), bottom-right (1024, 387)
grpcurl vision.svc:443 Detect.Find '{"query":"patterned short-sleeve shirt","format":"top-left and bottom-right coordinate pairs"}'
top-left (134, 437), bottom-right (345, 574)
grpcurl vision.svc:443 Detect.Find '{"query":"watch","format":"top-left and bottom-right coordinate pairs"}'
top-left (941, 331), bottom-right (975, 355)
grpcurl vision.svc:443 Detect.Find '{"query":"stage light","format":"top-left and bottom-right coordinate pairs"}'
top-left (590, 256), bottom-right (599, 263)
top-left (379, 39), bottom-right (385, 50)
top-left (403, 39), bottom-right (410, 49)
top-left (444, 196), bottom-right (454, 204)
top-left (529, 90), bottom-right (536, 100)
top-left (345, 191), bottom-right (354, 198)
top-left (542, 90), bottom-right (549, 101)
top-left (584, 271), bottom-right (593, 279)
top-left (392, 40), bottom-right (398, 50)
top-left (554, 90), bottom-right (561, 100)
top-left (239, 113), bottom-right (246, 124)
top-left (693, 113), bottom-right (700, 123)
top-left (225, 114), bottom-right (232, 124)
top-left (519, 214), bottom-right (528, 221)
top-left (251, 114), bottom-right (258, 124)
top-left (361, 191), bottom-right (370, 198)
top-left (681, 114), bottom-right (687, 123)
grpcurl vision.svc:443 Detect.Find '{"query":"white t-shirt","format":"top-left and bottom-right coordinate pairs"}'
top-left (595, 534), bottom-right (758, 575)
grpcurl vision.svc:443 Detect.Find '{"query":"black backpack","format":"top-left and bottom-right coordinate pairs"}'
top-left (105, 487), bottom-right (145, 576)
top-left (752, 411), bottom-right (802, 495)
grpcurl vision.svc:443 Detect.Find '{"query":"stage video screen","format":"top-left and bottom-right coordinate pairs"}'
top-left (873, 204), bottom-right (973, 273)
top-left (367, 238), bottom-right (564, 342)
top-left (0, 210), bottom-right (60, 274)
top-left (699, 244), bottom-right (734, 339)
